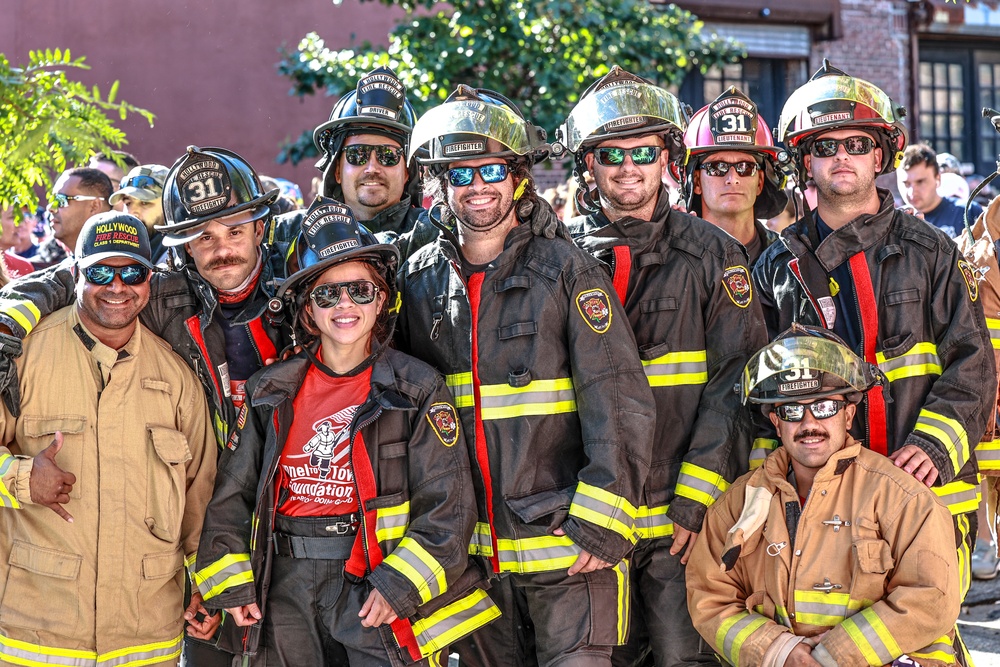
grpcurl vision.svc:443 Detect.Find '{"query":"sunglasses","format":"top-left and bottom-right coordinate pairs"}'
top-left (447, 163), bottom-right (510, 188)
top-left (700, 160), bottom-right (760, 178)
top-left (809, 136), bottom-right (876, 158)
top-left (119, 174), bottom-right (161, 191)
top-left (594, 146), bottom-right (662, 167)
top-left (310, 280), bottom-right (379, 308)
top-left (83, 263), bottom-right (151, 286)
top-left (774, 399), bottom-right (847, 423)
top-left (343, 144), bottom-right (404, 167)
top-left (48, 193), bottom-right (103, 210)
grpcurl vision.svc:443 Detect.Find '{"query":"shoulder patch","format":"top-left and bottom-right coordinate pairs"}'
top-left (722, 266), bottom-right (753, 308)
top-left (426, 403), bottom-right (460, 447)
top-left (958, 258), bottom-right (979, 302)
top-left (576, 288), bottom-right (612, 333)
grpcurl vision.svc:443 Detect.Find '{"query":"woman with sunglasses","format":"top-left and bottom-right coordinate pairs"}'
top-left (195, 198), bottom-right (497, 666)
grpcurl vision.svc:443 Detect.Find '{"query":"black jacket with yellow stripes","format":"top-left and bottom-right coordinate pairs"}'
top-left (195, 348), bottom-right (496, 660)
top-left (396, 209), bottom-right (656, 573)
top-left (567, 189), bottom-right (768, 537)
top-left (752, 188), bottom-right (996, 513)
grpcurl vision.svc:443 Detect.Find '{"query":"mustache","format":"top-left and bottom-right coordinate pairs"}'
top-left (205, 256), bottom-right (248, 271)
top-left (794, 429), bottom-right (828, 442)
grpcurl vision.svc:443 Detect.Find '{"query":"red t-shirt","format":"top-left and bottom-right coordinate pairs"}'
top-left (276, 364), bottom-right (372, 517)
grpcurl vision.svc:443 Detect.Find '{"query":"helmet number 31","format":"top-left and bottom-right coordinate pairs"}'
top-left (720, 114), bottom-right (750, 133)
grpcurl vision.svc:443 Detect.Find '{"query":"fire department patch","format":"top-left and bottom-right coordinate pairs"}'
top-left (722, 266), bottom-right (753, 308)
top-left (958, 258), bottom-right (979, 302)
top-left (236, 403), bottom-right (248, 430)
top-left (576, 288), bottom-right (612, 334)
top-left (427, 403), bottom-right (460, 447)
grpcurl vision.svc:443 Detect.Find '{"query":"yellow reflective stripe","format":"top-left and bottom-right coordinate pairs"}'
top-left (988, 318), bottom-right (1000, 350)
top-left (0, 632), bottom-right (183, 667)
top-left (479, 378), bottom-right (577, 420)
top-left (775, 604), bottom-right (791, 628)
top-left (497, 534), bottom-right (581, 574)
top-left (749, 438), bottom-right (779, 470)
top-left (0, 299), bottom-right (40, 334)
top-left (614, 559), bottom-right (629, 644)
top-left (250, 514), bottom-right (260, 552)
top-left (716, 611), bottom-right (768, 666)
top-left (568, 482), bottom-right (638, 541)
top-left (193, 553), bottom-right (253, 601)
top-left (375, 502), bottom-right (410, 544)
top-left (641, 350), bottom-right (708, 387)
top-left (914, 409), bottom-right (969, 476)
top-left (976, 438), bottom-right (1000, 471)
top-left (184, 552), bottom-right (197, 570)
top-left (212, 411), bottom-right (228, 449)
top-left (841, 608), bottom-right (901, 666)
top-left (445, 372), bottom-right (474, 409)
top-left (875, 342), bottom-right (941, 382)
top-left (469, 522), bottom-right (494, 557)
top-left (957, 513), bottom-right (972, 599)
top-left (793, 590), bottom-right (863, 626)
top-left (411, 588), bottom-right (502, 656)
top-left (634, 504), bottom-right (674, 539)
top-left (932, 478), bottom-right (982, 516)
top-left (0, 453), bottom-right (22, 509)
top-left (384, 537), bottom-right (447, 605)
top-left (675, 462), bottom-right (730, 508)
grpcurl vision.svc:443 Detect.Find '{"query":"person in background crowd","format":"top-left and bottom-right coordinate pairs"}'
top-left (34, 167), bottom-right (112, 269)
top-left (688, 328), bottom-right (964, 667)
top-left (0, 207), bottom-right (37, 278)
top-left (88, 150), bottom-right (140, 199)
top-left (0, 212), bottom-right (217, 666)
top-left (898, 143), bottom-right (983, 238)
top-left (108, 165), bottom-right (169, 265)
top-left (561, 66), bottom-right (767, 667)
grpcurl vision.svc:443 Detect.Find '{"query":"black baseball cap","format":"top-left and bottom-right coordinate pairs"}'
top-left (75, 211), bottom-right (154, 270)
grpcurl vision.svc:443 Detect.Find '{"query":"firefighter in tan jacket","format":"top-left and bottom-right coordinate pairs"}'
top-left (0, 213), bottom-right (217, 666)
top-left (687, 327), bottom-right (964, 667)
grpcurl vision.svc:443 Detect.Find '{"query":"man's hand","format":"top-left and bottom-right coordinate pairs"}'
top-left (184, 590), bottom-right (222, 640)
top-left (889, 444), bottom-right (939, 486)
top-left (359, 588), bottom-right (398, 627)
top-left (0, 331), bottom-right (23, 418)
top-left (553, 527), bottom-right (614, 575)
top-left (30, 432), bottom-right (76, 522)
top-left (784, 643), bottom-right (822, 666)
top-left (226, 603), bottom-right (262, 626)
top-left (670, 526), bottom-right (699, 565)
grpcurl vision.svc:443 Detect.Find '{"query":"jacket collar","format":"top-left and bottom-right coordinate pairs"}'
top-left (780, 188), bottom-right (895, 272)
top-left (363, 197), bottom-right (413, 235)
top-left (761, 436), bottom-right (862, 494)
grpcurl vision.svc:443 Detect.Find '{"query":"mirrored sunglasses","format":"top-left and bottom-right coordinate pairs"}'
top-left (48, 193), bottom-right (103, 209)
top-left (343, 144), bottom-right (404, 167)
top-left (595, 146), bottom-right (662, 166)
top-left (119, 174), bottom-right (162, 191)
top-left (310, 280), bottom-right (379, 308)
top-left (809, 136), bottom-right (875, 158)
top-left (774, 399), bottom-right (847, 423)
top-left (447, 163), bottom-right (510, 188)
top-left (83, 264), bottom-right (151, 286)
top-left (700, 160), bottom-right (759, 178)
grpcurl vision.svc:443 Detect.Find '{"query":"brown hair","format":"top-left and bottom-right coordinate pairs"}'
top-left (900, 143), bottom-right (939, 175)
top-left (296, 259), bottom-right (393, 346)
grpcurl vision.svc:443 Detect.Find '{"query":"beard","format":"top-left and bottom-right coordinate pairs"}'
top-left (594, 169), bottom-right (660, 214)
top-left (449, 187), bottom-right (514, 233)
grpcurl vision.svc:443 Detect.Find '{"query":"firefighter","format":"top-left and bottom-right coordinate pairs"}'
top-left (558, 65), bottom-right (768, 667)
top-left (397, 84), bottom-right (656, 667)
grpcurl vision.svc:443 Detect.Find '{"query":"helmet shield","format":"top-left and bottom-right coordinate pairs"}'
top-left (777, 75), bottom-right (900, 146)
top-left (741, 336), bottom-right (873, 405)
top-left (408, 100), bottom-right (533, 164)
top-left (561, 82), bottom-right (687, 153)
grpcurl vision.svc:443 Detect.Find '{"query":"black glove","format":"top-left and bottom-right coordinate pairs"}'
top-left (0, 333), bottom-right (23, 418)
top-left (522, 198), bottom-right (573, 242)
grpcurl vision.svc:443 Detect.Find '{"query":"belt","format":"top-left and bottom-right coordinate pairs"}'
top-left (273, 531), bottom-right (358, 559)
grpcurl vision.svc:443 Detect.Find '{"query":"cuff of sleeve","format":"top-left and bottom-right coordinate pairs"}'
top-left (811, 643), bottom-right (838, 667)
top-left (667, 497), bottom-right (707, 534)
top-left (760, 632), bottom-right (804, 667)
top-left (0, 315), bottom-right (25, 340)
top-left (369, 564), bottom-right (418, 620)
top-left (13, 455), bottom-right (33, 505)
top-left (561, 517), bottom-right (628, 564)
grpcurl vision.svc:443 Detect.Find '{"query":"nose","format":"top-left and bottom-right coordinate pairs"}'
top-left (362, 148), bottom-right (382, 172)
top-left (725, 166), bottom-right (741, 184)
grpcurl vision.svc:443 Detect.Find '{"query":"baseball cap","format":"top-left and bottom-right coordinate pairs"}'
top-left (75, 212), bottom-right (154, 270)
top-left (109, 165), bottom-right (168, 206)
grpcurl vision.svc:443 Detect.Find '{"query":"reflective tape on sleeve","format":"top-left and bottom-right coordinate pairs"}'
top-left (749, 438), bottom-right (779, 470)
top-left (913, 409), bottom-right (969, 476)
top-left (375, 502), bottom-right (410, 546)
top-left (193, 553), bottom-right (253, 601)
top-left (411, 588), bottom-right (502, 656)
top-left (0, 299), bottom-right (40, 334)
top-left (0, 453), bottom-right (22, 509)
top-left (568, 482), bottom-right (638, 541)
top-left (987, 318), bottom-right (1000, 350)
top-left (383, 536), bottom-right (447, 605)
top-left (976, 438), bottom-right (1000, 472)
top-left (840, 607), bottom-right (902, 666)
top-left (674, 462), bottom-right (730, 508)
top-left (497, 534), bottom-right (581, 574)
top-left (715, 611), bottom-right (769, 666)
top-left (932, 478), bottom-right (982, 516)
top-left (908, 634), bottom-right (956, 664)
top-left (469, 522), bottom-right (494, 557)
top-left (446, 372), bottom-right (475, 409)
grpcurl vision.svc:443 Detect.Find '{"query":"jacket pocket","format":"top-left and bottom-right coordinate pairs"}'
top-left (879, 333), bottom-right (915, 360)
top-left (850, 538), bottom-right (894, 602)
top-left (136, 550), bottom-right (184, 637)
top-left (146, 426), bottom-right (192, 543)
top-left (585, 563), bottom-right (628, 646)
top-left (0, 540), bottom-right (82, 637)
top-left (377, 440), bottom-right (408, 497)
top-left (505, 487), bottom-right (575, 531)
top-left (21, 416), bottom-right (86, 499)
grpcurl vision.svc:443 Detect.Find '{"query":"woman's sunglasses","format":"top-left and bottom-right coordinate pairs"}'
top-left (310, 280), bottom-right (379, 308)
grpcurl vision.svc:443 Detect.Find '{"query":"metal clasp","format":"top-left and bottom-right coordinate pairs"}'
top-left (766, 541), bottom-right (787, 557)
top-left (821, 515), bottom-right (851, 532)
top-left (812, 578), bottom-right (843, 594)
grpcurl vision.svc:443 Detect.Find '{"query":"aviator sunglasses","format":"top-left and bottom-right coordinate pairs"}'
top-left (594, 146), bottom-right (662, 167)
top-left (310, 280), bottom-right (380, 308)
top-left (809, 136), bottom-right (875, 158)
top-left (773, 399), bottom-right (847, 423)
top-left (343, 144), bottom-right (405, 167)
top-left (447, 163), bottom-right (510, 188)
top-left (83, 264), bottom-right (151, 286)
top-left (700, 160), bottom-right (760, 178)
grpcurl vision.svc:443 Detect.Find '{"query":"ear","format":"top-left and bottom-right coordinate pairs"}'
top-left (768, 409), bottom-right (780, 430)
top-left (873, 146), bottom-right (883, 171)
top-left (334, 155), bottom-right (343, 184)
top-left (584, 152), bottom-right (595, 174)
top-left (803, 153), bottom-right (813, 180)
top-left (844, 401), bottom-right (857, 430)
top-left (253, 220), bottom-right (266, 245)
top-left (757, 171), bottom-right (765, 196)
top-left (693, 170), bottom-right (702, 196)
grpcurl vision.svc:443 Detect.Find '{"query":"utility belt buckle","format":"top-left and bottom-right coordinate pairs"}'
top-left (325, 513), bottom-right (360, 535)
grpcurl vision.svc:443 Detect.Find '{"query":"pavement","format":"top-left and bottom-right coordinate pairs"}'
top-left (963, 574), bottom-right (1000, 664)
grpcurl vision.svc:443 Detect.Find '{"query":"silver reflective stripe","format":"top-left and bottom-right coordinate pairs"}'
top-left (196, 559), bottom-right (252, 600)
top-left (446, 373), bottom-right (474, 408)
top-left (413, 589), bottom-right (502, 654)
top-left (478, 386), bottom-right (576, 410)
top-left (877, 350), bottom-right (941, 377)
top-left (721, 613), bottom-right (764, 663)
top-left (569, 491), bottom-right (634, 536)
top-left (844, 611), bottom-right (898, 665)
top-left (676, 471), bottom-right (725, 503)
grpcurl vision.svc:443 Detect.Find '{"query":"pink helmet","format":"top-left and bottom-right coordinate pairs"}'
top-left (680, 87), bottom-right (788, 219)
